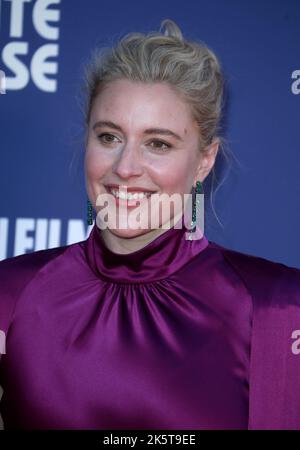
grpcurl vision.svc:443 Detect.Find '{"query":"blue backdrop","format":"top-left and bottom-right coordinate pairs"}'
top-left (0, 0), bottom-right (299, 268)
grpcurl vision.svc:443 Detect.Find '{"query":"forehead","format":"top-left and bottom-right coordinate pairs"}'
top-left (90, 79), bottom-right (196, 130)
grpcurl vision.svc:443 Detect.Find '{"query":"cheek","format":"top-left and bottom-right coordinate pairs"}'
top-left (148, 156), bottom-right (194, 193)
top-left (84, 148), bottom-right (110, 181)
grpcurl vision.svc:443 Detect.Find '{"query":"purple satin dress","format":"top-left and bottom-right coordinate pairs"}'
top-left (0, 222), bottom-right (252, 429)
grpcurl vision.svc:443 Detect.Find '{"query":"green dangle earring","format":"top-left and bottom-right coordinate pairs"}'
top-left (188, 180), bottom-right (203, 240)
top-left (87, 198), bottom-right (94, 225)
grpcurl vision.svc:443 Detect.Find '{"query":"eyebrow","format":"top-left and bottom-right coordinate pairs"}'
top-left (92, 120), bottom-right (183, 142)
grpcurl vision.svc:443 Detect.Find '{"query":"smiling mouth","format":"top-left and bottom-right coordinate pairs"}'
top-left (105, 186), bottom-right (157, 200)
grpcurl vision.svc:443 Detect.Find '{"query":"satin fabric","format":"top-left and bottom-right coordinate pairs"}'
top-left (0, 221), bottom-right (252, 429)
top-left (221, 249), bottom-right (300, 430)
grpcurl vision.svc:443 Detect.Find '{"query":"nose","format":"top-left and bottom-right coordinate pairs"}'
top-left (113, 143), bottom-right (143, 179)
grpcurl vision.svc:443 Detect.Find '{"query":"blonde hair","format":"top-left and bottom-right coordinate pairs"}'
top-left (78, 19), bottom-right (239, 229)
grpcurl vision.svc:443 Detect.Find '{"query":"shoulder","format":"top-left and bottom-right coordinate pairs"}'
top-left (206, 240), bottom-right (300, 307)
top-left (0, 244), bottom-right (70, 334)
top-left (0, 244), bottom-right (69, 288)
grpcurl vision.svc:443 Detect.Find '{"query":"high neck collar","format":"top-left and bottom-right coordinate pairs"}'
top-left (84, 218), bottom-right (209, 284)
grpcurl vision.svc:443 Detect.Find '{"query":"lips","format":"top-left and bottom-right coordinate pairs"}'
top-left (105, 184), bottom-right (156, 193)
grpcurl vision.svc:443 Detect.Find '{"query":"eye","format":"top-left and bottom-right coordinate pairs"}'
top-left (97, 134), bottom-right (172, 151)
top-left (148, 140), bottom-right (172, 151)
top-left (97, 133), bottom-right (119, 144)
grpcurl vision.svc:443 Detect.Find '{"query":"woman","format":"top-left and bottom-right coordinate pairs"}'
top-left (1, 19), bottom-right (300, 430)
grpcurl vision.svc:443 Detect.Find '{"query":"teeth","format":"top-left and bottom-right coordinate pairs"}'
top-left (109, 188), bottom-right (152, 200)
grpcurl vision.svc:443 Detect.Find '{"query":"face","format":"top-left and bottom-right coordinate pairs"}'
top-left (84, 79), bottom-right (218, 238)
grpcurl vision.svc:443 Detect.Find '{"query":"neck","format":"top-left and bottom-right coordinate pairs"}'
top-left (98, 211), bottom-right (185, 255)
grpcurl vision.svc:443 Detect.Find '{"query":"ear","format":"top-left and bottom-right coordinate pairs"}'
top-left (194, 138), bottom-right (220, 185)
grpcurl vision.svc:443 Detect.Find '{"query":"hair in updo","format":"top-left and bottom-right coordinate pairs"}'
top-left (79, 19), bottom-right (237, 230)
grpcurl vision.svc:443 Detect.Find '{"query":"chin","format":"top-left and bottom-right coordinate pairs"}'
top-left (107, 227), bottom-right (153, 239)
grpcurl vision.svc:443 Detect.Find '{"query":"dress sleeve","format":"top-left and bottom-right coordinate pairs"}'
top-left (0, 252), bottom-right (45, 361)
top-left (0, 257), bottom-right (20, 361)
top-left (0, 246), bottom-right (68, 363)
top-left (0, 255), bottom-right (24, 430)
top-left (221, 246), bottom-right (300, 429)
